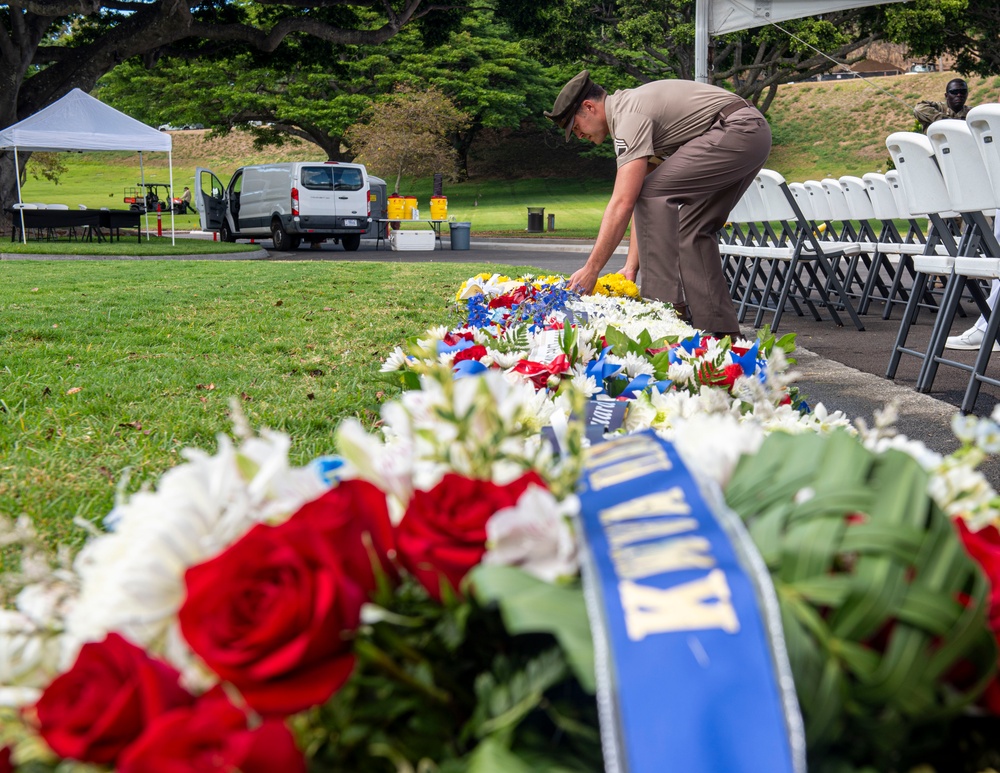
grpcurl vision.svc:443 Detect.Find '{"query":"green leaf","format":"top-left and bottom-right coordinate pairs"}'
top-left (466, 736), bottom-right (534, 773)
top-left (469, 565), bottom-right (595, 693)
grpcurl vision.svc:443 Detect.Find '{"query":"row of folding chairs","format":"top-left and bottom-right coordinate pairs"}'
top-left (883, 104), bottom-right (1000, 414)
top-left (720, 168), bottom-right (870, 335)
top-left (720, 103), bottom-right (1000, 413)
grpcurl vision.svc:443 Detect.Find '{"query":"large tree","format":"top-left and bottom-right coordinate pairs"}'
top-left (497, 0), bottom-right (1000, 112)
top-left (885, 0), bottom-right (1000, 77)
top-left (346, 83), bottom-right (469, 192)
top-left (498, 0), bottom-right (899, 110)
top-left (97, 5), bottom-right (551, 174)
top-left (0, 0), bottom-right (447, 220)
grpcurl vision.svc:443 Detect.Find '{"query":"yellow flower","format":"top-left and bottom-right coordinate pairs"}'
top-left (593, 273), bottom-right (640, 299)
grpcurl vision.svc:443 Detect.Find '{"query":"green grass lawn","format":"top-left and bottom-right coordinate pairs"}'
top-left (0, 260), bottom-right (543, 556)
top-left (19, 158), bottom-right (615, 238)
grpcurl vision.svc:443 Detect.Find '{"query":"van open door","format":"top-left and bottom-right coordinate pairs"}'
top-left (195, 167), bottom-right (227, 232)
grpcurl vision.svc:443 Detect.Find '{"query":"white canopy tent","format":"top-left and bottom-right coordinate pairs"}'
top-left (0, 88), bottom-right (175, 244)
top-left (694, 0), bottom-right (910, 83)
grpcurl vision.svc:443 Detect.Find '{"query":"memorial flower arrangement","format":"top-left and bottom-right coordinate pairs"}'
top-left (1, 275), bottom-right (1000, 771)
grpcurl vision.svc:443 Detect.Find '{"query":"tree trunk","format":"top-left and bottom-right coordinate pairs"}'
top-left (0, 152), bottom-right (28, 234)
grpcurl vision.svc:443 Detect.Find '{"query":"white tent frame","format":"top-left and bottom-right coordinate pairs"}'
top-left (694, 0), bottom-right (911, 83)
top-left (0, 88), bottom-right (175, 245)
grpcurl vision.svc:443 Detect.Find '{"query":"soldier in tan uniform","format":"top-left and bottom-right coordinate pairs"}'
top-left (914, 79), bottom-right (969, 132)
top-left (546, 71), bottom-right (771, 338)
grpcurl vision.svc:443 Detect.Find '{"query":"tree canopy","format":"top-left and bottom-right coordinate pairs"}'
top-left (346, 83), bottom-right (470, 192)
top-left (0, 0), bottom-right (451, 218)
top-left (97, 5), bottom-right (551, 173)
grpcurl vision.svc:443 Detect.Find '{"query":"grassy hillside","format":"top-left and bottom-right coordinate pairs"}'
top-left (14, 70), bottom-right (999, 235)
top-left (766, 70), bottom-right (1000, 181)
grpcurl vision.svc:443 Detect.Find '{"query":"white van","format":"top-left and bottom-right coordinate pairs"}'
top-left (195, 162), bottom-right (371, 251)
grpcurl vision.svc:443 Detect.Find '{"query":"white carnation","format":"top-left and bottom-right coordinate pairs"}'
top-left (64, 430), bottom-right (328, 670)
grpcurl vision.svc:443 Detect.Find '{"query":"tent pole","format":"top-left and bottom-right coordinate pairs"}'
top-left (14, 148), bottom-right (26, 244)
top-left (168, 150), bottom-right (175, 246)
top-left (139, 151), bottom-right (149, 240)
top-left (695, 0), bottom-right (710, 83)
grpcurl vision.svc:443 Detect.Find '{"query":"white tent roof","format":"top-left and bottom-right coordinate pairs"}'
top-left (709, 0), bottom-right (909, 35)
top-left (0, 88), bottom-right (170, 152)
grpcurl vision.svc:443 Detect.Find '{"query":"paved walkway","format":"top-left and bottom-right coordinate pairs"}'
top-left (12, 231), bottom-right (1000, 486)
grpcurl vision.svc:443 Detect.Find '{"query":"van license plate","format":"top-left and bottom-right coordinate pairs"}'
top-left (344, 219), bottom-right (358, 227)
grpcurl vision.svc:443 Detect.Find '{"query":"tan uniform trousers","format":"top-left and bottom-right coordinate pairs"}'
top-left (633, 105), bottom-right (772, 333)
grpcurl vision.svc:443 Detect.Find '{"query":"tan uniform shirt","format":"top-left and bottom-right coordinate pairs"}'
top-left (604, 80), bottom-right (742, 167)
top-left (913, 100), bottom-right (970, 131)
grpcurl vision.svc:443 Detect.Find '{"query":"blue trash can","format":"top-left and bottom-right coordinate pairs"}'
top-left (449, 222), bottom-right (471, 250)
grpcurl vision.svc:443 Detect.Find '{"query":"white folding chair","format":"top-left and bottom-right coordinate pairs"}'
top-left (931, 105), bottom-right (1000, 412)
top-left (730, 179), bottom-right (813, 324)
top-left (914, 119), bottom-right (1000, 398)
top-left (840, 174), bottom-right (897, 314)
top-left (818, 177), bottom-right (873, 304)
top-left (884, 131), bottom-right (964, 386)
top-left (740, 169), bottom-right (864, 333)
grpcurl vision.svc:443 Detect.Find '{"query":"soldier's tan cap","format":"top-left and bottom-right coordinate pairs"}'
top-left (544, 70), bottom-right (594, 141)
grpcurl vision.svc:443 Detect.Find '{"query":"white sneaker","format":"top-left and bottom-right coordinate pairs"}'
top-left (945, 327), bottom-right (1000, 351)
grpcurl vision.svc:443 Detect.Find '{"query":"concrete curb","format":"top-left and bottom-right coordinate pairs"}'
top-left (465, 239), bottom-right (618, 254)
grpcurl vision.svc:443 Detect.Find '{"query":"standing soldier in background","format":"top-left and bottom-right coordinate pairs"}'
top-left (547, 71), bottom-right (771, 339)
top-left (914, 79), bottom-right (970, 131)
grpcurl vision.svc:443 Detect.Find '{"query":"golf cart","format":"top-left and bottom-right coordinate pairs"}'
top-left (123, 183), bottom-right (184, 213)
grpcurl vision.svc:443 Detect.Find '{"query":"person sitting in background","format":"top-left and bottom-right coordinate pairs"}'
top-left (914, 79), bottom-right (970, 132)
top-left (946, 214), bottom-right (1000, 351)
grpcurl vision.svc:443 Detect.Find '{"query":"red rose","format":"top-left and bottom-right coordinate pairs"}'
top-left (489, 294), bottom-right (516, 309)
top-left (395, 472), bottom-right (545, 601)
top-left (443, 331), bottom-right (474, 345)
top-left (285, 480), bottom-right (396, 592)
top-left (118, 686), bottom-right (305, 773)
top-left (513, 354), bottom-right (572, 390)
top-left (179, 480), bottom-right (394, 715)
top-left (957, 520), bottom-right (1000, 631)
top-left (453, 344), bottom-right (488, 364)
top-left (30, 633), bottom-right (193, 764)
top-left (957, 520), bottom-right (1000, 714)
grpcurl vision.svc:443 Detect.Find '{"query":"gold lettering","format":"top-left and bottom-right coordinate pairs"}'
top-left (620, 569), bottom-right (740, 640)
top-left (613, 536), bottom-right (715, 580)
top-left (583, 435), bottom-right (674, 490)
top-left (585, 435), bottom-right (659, 467)
top-left (588, 454), bottom-right (673, 490)
top-left (607, 518), bottom-right (698, 549)
top-left (599, 487), bottom-right (691, 525)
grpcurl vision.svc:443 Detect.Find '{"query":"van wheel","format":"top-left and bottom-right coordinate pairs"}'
top-left (342, 234), bottom-right (361, 252)
top-left (271, 221), bottom-right (300, 251)
top-left (220, 220), bottom-right (236, 243)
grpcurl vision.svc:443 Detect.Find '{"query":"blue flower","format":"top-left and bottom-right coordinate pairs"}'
top-left (310, 455), bottom-right (346, 486)
top-left (438, 338), bottom-right (476, 355)
top-left (453, 360), bottom-right (488, 379)
top-left (730, 341), bottom-right (760, 376)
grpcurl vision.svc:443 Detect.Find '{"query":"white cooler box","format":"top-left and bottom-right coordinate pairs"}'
top-left (389, 230), bottom-right (435, 251)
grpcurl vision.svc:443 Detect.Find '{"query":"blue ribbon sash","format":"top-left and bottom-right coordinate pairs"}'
top-left (576, 430), bottom-right (805, 773)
